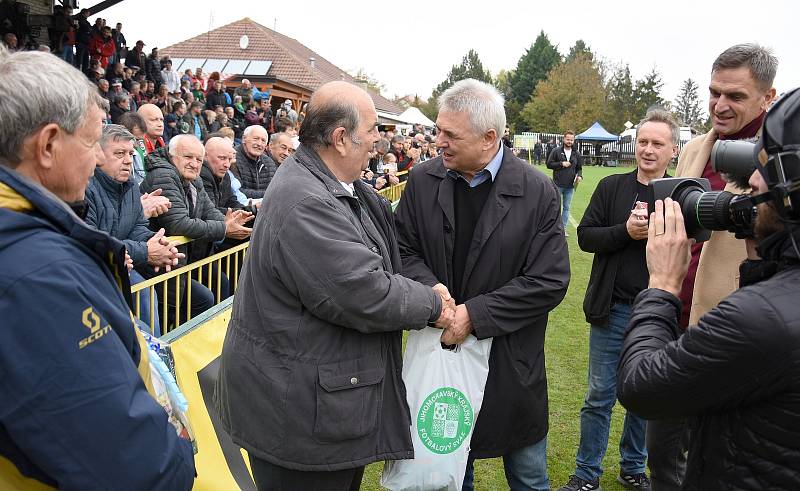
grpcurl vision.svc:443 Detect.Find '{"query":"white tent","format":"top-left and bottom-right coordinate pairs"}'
top-left (398, 107), bottom-right (435, 128)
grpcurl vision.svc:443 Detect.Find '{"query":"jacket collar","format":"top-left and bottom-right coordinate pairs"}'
top-left (93, 167), bottom-right (131, 197)
top-left (425, 146), bottom-right (525, 296)
top-left (293, 144), bottom-right (355, 200)
top-left (426, 145), bottom-right (524, 197)
top-left (0, 165), bottom-right (131, 299)
top-left (237, 144), bottom-right (269, 167)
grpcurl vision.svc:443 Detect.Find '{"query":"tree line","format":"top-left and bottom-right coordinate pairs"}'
top-left (399, 32), bottom-right (707, 135)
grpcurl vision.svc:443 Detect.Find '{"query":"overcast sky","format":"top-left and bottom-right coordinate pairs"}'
top-left (88, 0), bottom-right (796, 114)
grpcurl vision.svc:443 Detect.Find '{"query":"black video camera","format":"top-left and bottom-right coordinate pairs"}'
top-left (647, 139), bottom-right (761, 242)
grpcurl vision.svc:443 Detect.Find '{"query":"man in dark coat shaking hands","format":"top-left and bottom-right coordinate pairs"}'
top-left (395, 78), bottom-right (570, 490)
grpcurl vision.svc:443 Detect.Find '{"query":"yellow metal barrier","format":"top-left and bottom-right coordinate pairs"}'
top-left (165, 235), bottom-right (192, 245)
top-left (376, 170), bottom-right (409, 202)
top-left (131, 241), bottom-right (249, 334)
top-left (133, 172), bottom-right (412, 334)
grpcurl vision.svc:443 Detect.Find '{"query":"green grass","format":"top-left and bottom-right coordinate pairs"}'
top-left (363, 165), bottom-right (638, 490)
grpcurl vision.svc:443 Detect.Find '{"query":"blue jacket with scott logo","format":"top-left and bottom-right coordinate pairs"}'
top-left (0, 165), bottom-right (194, 490)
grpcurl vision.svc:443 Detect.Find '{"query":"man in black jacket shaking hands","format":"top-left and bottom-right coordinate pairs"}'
top-left (617, 88), bottom-right (800, 490)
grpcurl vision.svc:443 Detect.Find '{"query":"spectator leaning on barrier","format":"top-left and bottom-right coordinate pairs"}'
top-left (617, 88), bottom-right (800, 489)
top-left (216, 80), bottom-right (453, 490)
top-left (85, 124), bottom-right (183, 337)
top-left (233, 125), bottom-right (277, 199)
top-left (390, 134), bottom-right (413, 172)
top-left (0, 46), bottom-right (195, 490)
top-left (140, 134), bottom-right (252, 325)
top-left (370, 137), bottom-right (390, 173)
top-left (394, 78), bottom-right (570, 491)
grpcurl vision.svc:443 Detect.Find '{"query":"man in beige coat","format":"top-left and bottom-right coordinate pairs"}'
top-left (648, 43), bottom-right (778, 491)
top-left (676, 44), bottom-right (777, 327)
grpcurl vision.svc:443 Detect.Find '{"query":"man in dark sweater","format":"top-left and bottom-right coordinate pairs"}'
top-left (547, 131), bottom-right (582, 235)
top-left (558, 110), bottom-right (677, 491)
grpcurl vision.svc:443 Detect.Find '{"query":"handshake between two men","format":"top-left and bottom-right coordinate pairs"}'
top-left (430, 283), bottom-right (472, 345)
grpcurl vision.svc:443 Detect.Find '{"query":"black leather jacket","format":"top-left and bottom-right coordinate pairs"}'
top-left (618, 228), bottom-right (800, 490)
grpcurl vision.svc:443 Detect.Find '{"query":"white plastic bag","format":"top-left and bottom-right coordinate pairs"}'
top-left (381, 327), bottom-right (492, 491)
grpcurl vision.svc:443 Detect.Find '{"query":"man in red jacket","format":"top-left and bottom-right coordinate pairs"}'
top-left (90, 25), bottom-right (115, 68)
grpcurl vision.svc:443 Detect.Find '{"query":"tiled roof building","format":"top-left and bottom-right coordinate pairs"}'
top-left (160, 18), bottom-right (402, 115)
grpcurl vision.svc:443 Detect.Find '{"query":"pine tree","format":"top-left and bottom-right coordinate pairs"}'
top-left (605, 64), bottom-right (636, 133)
top-left (431, 49), bottom-right (492, 100)
top-left (507, 31), bottom-right (561, 131)
top-left (673, 78), bottom-right (703, 128)
top-left (566, 39), bottom-right (593, 63)
top-left (509, 31), bottom-right (561, 106)
top-left (632, 68), bottom-right (667, 120)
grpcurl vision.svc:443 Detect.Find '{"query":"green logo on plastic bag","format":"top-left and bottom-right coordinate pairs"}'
top-left (416, 387), bottom-right (473, 454)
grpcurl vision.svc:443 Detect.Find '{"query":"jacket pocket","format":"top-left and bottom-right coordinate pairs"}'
top-left (314, 358), bottom-right (384, 442)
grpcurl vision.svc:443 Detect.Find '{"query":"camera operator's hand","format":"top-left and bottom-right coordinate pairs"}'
top-left (646, 199), bottom-right (692, 296)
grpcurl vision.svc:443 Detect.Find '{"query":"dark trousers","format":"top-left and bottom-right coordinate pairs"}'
top-left (647, 419), bottom-right (689, 491)
top-left (249, 455), bottom-right (364, 491)
top-left (75, 43), bottom-right (89, 71)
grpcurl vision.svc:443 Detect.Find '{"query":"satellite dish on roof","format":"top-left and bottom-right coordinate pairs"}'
top-left (239, 35), bottom-right (249, 50)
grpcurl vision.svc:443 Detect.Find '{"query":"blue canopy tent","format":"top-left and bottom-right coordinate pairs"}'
top-left (576, 121), bottom-right (619, 142)
top-left (576, 122), bottom-right (619, 166)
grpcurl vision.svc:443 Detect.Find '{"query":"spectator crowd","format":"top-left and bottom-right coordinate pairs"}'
top-left (2, 19), bottom-right (800, 491)
top-left (1, 8), bottom-right (434, 334)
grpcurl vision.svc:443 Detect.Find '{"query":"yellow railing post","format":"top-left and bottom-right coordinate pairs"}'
top-left (131, 241), bottom-right (250, 334)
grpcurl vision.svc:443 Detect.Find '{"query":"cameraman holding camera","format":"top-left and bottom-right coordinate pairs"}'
top-left (618, 88), bottom-right (800, 490)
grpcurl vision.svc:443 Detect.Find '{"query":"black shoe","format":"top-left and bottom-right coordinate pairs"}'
top-left (617, 471), bottom-right (651, 491)
top-left (557, 474), bottom-right (601, 491)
